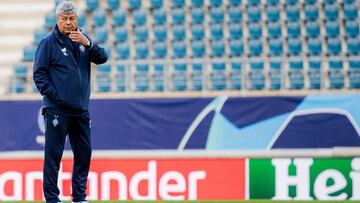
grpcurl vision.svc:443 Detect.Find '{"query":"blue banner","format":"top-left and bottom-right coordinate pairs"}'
top-left (0, 94), bottom-right (359, 151)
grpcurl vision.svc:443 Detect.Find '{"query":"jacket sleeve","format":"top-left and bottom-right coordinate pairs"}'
top-left (87, 38), bottom-right (108, 65)
top-left (33, 39), bottom-right (63, 104)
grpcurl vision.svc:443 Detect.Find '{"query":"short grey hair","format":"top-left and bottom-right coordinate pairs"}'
top-left (56, 0), bottom-right (79, 16)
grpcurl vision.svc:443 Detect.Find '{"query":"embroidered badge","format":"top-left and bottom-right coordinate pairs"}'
top-left (80, 45), bottom-right (85, 53)
top-left (52, 116), bottom-right (59, 127)
top-left (61, 47), bottom-right (68, 56)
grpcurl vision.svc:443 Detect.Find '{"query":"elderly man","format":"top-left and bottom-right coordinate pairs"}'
top-left (33, 1), bottom-right (108, 202)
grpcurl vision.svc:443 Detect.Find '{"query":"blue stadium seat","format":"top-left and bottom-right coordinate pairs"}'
top-left (248, 22), bottom-right (262, 38)
top-left (308, 57), bottom-right (322, 89)
top-left (13, 64), bottom-right (28, 93)
top-left (344, 4), bottom-right (358, 20)
top-left (287, 21), bottom-right (301, 38)
top-left (92, 9), bottom-right (106, 27)
top-left (347, 37), bottom-right (360, 55)
top-left (266, 5), bottom-right (280, 22)
top-left (191, 0), bottom-right (204, 8)
top-left (210, 0), bottom-right (223, 7)
top-left (229, 22), bottom-right (243, 40)
top-left (191, 24), bottom-right (205, 40)
top-left (326, 37), bottom-right (342, 55)
top-left (173, 40), bottom-right (187, 58)
top-left (96, 64), bottom-right (111, 92)
top-left (172, 8), bottom-right (185, 24)
top-left (191, 63), bottom-right (203, 90)
top-left (268, 38), bottom-right (283, 56)
top-left (86, 0), bottom-right (99, 11)
top-left (285, 0), bottom-right (298, 5)
top-left (230, 62), bottom-right (242, 90)
top-left (115, 42), bottom-right (130, 59)
top-left (307, 37), bottom-right (322, 55)
top-left (112, 9), bottom-right (126, 26)
top-left (267, 0), bottom-right (279, 5)
top-left (324, 4), bottom-right (339, 20)
top-left (211, 62), bottom-right (227, 90)
top-left (304, 4), bottom-right (318, 21)
top-left (23, 45), bottom-right (36, 61)
top-left (129, 0), bottom-right (141, 10)
top-left (55, 0), bottom-right (62, 7)
top-left (306, 21), bottom-right (320, 38)
top-left (287, 37), bottom-right (302, 55)
top-left (34, 28), bottom-right (48, 45)
top-left (345, 20), bottom-right (359, 38)
top-left (134, 10), bottom-right (147, 26)
top-left (248, 58), bottom-right (265, 89)
top-left (172, 0), bottom-right (185, 8)
top-left (211, 39), bottom-right (225, 57)
top-left (210, 23), bottom-right (224, 39)
top-left (286, 5), bottom-right (300, 21)
top-left (191, 7), bottom-right (205, 24)
top-left (229, 0), bottom-right (242, 7)
top-left (135, 25), bottom-right (148, 41)
top-left (151, 0), bottom-right (163, 9)
top-left (269, 57), bottom-right (282, 89)
top-left (304, 0), bottom-right (316, 5)
top-left (348, 57), bottom-right (360, 88)
top-left (325, 20), bottom-right (340, 37)
top-left (153, 63), bottom-right (165, 91)
top-left (135, 64), bottom-right (150, 91)
top-left (248, 0), bottom-right (261, 6)
top-left (135, 41), bottom-right (149, 59)
top-left (77, 11), bottom-right (86, 28)
top-left (115, 64), bottom-right (126, 92)
top-left (172, 24), bottom-right (186, 41)
top-left (94, 26), bottom-right (108, 43)
top-left (323, 0), bottom-right (336, 4)
top-left (107, 0), bottom-right (120, 10)
top-left (154, 25), bottom-right (167, 41)
top-left (191, 40), bottom-right (206, 57)
top-left (248, 38), bottom-right (263, 56)
top-left (288, 57), bottom-right (304, 89)
top-left (267, 21), bottom-right (282, 38)
top-left (153, 9), bottom-right (167, 25)
top-left (228, 39), bottom-right (242, 56)
top-left (153, 41), bottom-right (167, 58)
top-left (247, 6), bottom-right (261, 22)
top-left (229, 6), bottom-right (242, 23)
top-left (344, 0), bottom-right (356, 4)
top-left (210, 7), bottom-right (224, 23)
top-left (114, 26), bottom-right (128, 42)
top-left (45, 12), bottom-right (56, 28)
top-left (100, 43), bottom-right (113, 60)
top-left (172, 63), bottom-right (187, 91)
top-left (328, 57), bottom-right (344, 89)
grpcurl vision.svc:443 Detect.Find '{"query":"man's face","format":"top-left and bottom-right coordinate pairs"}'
top-left (57, 13), bottom-right (77, 36)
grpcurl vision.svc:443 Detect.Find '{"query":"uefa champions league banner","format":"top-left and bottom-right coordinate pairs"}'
top-left (0, 94), bottom-right (360, 151)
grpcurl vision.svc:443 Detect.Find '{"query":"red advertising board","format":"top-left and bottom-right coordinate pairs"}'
top-left (0, 158), bottom-right (246, 201)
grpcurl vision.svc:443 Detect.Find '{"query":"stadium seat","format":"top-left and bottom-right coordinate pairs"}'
top-left (304, 4), bottom-right (318, 21)
top-left (248, 22), bottom-right (262, 39)
top-left (307, 37), bottom-right (322, 55)
top-left (210, 62), bottom-right (227, 90)
top-left (114, 26), bottom-right (128, 42)
top-left (248, 58), bottom-right (265, 89)
top-left (344, 4), bottom-right (358, 20)
top-left (34, 28), bottom-right (48, 45)
top-left (13, 64), bottom-right (28, 93)
top-left (248, 0), bottom-right (261, 7)
top-left (211, 39), bottom-right (225, 57)
top-left (267, 21), bottom-right (282, 38)
top-left (248, 38), bottom-right (263, 56)
top-left (135, 25), bottom-right (148, 41)
top-left (325, 20), bottom-right (340, 38)
top-left (304, 0), bottom-right (316, 4)
top-left (153, 63), bottom-right (165, 91)
top-left (129, 0), bottom-right (141, 10)
top-left (288, 57), bottom-right (304, 89)
top-left (94, 26), bottom-right (108, 43)
top-left (285, 0), bottom-right (298, 5)
top-left (267, 0), bottom-right (279, 5)
top-left (153, 9), bottom-right (167, 25)
top-left (92, 9), bottom-right (106, 27)
top-left (229, 22), bottom-right (243, 39)
top-left (134, 10), bottom-right (147, 26)
top-left (172, 8), bottom-right (186, 24)
top-left (173, 40), bottom-right (187, 58)
top-left (210, 7), bottom-right (224, 23)
top-left (78, 11), bottom-right (86, 28)
top-left (135, 41), bottom-right (149, 59)
top-left (107, 0), bottom-right (120, 10)
top-left (324, 4), bottom-right (339, 20)
top-left (210, 0), bottom-right (223, 7)
top-left (116, 42), bottom-right (130, 59)
top-left (229, 7), bottom-right (242, 23)
top-left (115, 64), bottom-right (126, 92)
top-left (191, 24), bottom-right (205, 40)
top-left (191, 40), bottom-right (206, 57)
top-left (328, 57), bottom-right (344, 89)
top-left (347, 37), bottom-right (360, 55)
top-left (151, 0), bottom-right (163, 9)
top-left (287, 37), bottom-right (302, 55)
top-left (229, 0), bottom-right (242, 7)
top-left (191, 0), bottom-right (204, 8)
top-left (286, 5), bottom-right (300, 21)
top-left (191, 63), bottom-right (203, 90)
top-left (172, 63), bottom-right (188, 91)
top-left (96, 64), bottom-right (111, 92)
top-left (308, 57), bottom-right (322, 89)
top-left (134, 64), bottom-right (150, 91)
top-left (326, 37), bottom-right (342, 55)
top-left (23, 45), bottom-right (36, 61)
top-left (266, 5), bottom-right (280, 22)
top-left (344, 0), bottom-right (356, 4)
top-left (306, 21), bottom-right (320, 38)
top-left (348, 57), bottom-right (360, 88)
top-left (153, 25), bottom-right (167, 41)
top-left (172, 24), bottom-right (186, 41)
top-left (191, 7), bottom-right (205, 24)
top-left (172, 0), bottom-right (185, 8)
top-left (86, 0), bottom-right (99, 11)
top-left (210, 23), bottom-right (224, 40)
top-left (269, 57), bottom-right (282, 89)
top-left (268, 38), bottom-right (283, 56)
top-left (153, 41), bottom-right (167, 58)
top-left (345, 20), bottom-right (359, 38)
top-left (230, 62), bottom-right (242, 90)
top-left (100, 43), bottom-right (113, 60)
top-left (247, 6), bottom-right (261, 22)
top-left (323, 0), bottom-right (336, 5)
top-left (230, 39), bottom-right (244, 56)
top-left (287, 21), bottom-right (301, 38)
top-left (112, 9), bottom-right (126, 26)
top-left (45, 12), bottom-right (56, 28)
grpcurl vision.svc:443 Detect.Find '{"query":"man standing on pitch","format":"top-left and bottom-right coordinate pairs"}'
top-left (33, 1), bottom-right (108, 202)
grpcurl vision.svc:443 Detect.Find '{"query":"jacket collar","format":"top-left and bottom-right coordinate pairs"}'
top-left (53, 24), bottom-right (68, 45)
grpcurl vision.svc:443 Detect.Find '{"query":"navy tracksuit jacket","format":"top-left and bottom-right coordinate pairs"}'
top-left (33, 25), bottom-right (108, 202)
